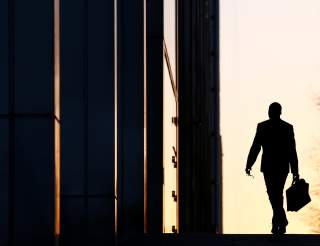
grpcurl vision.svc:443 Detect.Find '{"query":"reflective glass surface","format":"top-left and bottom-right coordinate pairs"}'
top-left (0, 120), bottom-right (9, 245)
top-left (14, 119), bottom-right (54, 243)
top-left (15, 0), bottom-right (53, 113)
top-left (0, 0), bottom-right (8, 114)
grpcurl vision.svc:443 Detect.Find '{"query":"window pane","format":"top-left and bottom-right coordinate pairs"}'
top-left (88, 198), bottom-right (114, 244)
top-left (61, 198), bottom-right (86, 244)
top-left (60, 0), bottom-right (86, 195)
top-left (88, 0), bottom-right (114, 195)
top-left (0, 0), bottom-right (8, 114)
top-left (14, 118), bottom-right (54, 243)
top-left (0, 120), bottom-right (9, 245)
top-left (15, 0), bottom-right (53, 113)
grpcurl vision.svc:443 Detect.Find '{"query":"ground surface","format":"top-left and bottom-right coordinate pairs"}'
top-left (118, 234), bottom-right (320, 246)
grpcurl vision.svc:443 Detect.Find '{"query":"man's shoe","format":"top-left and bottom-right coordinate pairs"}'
top-left (271, 225), bottom-right (279, 234)
top-left (271, 225), bottom-right (286, 235)
top-left (278, 225), bottom-right (286, 234)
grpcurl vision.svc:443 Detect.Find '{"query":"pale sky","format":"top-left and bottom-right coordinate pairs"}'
top-left (163, 0), bottom-right (178, 233)
top-left (220, 0), bottom-right (320, 233)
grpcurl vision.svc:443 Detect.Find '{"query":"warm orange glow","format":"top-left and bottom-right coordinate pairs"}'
top-left (54, 120), bottom-right (61, 236)
top-left (54, 0), bottom-right (60, 237)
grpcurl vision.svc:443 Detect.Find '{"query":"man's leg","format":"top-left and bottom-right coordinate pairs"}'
top-left (264, 172), bottom-right (288, 233)
top-left (276, 172), bottom-right (289, 232)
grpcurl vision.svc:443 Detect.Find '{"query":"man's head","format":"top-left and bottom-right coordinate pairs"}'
top-left (268, 102), bottom-right (282, 120)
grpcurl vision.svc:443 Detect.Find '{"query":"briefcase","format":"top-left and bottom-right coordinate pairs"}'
top-left (286, 179), bottom-right (311, 212)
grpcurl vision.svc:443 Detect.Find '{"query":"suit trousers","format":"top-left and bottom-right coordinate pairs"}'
top-left (263, 171), bottom-right (288, 227)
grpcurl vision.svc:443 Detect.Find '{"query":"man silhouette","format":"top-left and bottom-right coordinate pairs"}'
top-left (245, 102), bottom-right (299, 234)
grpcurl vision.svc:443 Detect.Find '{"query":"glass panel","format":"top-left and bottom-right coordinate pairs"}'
top-left (164, 0), bottom-right (176, 83)
top-left (14, 118), bottom-right (54, 243)
top-left (88, 0), bottom-right (114, 195)
top-left (221, 0), bottom-right (320, 233)
top-left (88, 198), bottom-right (114, 244)
top-left (60, 198), bottom-right (86, 244)
top-left (0, 120), bottom-right (9, 245)
top-left (15, 0), bottom-right (53, 113)
top-left (61, 113), bottom-right (85, 195)
top-left (163, 59), bottom-right (177, 233)
top-left (60, 0), bottom-right (86, 195)
top-left (0, 0), bottom-right (8, 114)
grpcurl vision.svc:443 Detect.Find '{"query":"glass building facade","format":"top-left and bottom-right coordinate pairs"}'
top-left (0, 0), bottom-right (220, 245)
top-left (0, 0), bottom-right (58, 245)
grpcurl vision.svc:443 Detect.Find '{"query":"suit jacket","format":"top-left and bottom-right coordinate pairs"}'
top-left (246, 119), bottom-right (298, 174)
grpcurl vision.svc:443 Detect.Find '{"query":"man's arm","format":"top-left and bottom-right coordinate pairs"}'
top-left (246, 124), bottom-right (262, 171)
top-left (289, 125), bottom-right (299, 176)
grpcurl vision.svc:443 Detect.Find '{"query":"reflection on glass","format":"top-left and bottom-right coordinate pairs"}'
top-left (54, 119), bottom-right (60, 236)
top-left (221, 0), bottom-right (320, 233)
top-left (163, 57), bottom-right (178, 233)
top-left (54, 0), bottom-right (60, 237)
top-left (54, 0), bottom-right (60, 120)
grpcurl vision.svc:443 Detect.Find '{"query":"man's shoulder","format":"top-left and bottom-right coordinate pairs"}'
top-left (280, 119), bottom-right (293, 129)
top-left (257, 119), bottom-right (293, 128)
top-left (258, 119), bottom-right (293, 127)
top-left (257, 120), bottom-right (269, 127)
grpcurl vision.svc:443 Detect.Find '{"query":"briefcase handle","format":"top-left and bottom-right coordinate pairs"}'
top-left (292, 174), bottom-right (300, 186)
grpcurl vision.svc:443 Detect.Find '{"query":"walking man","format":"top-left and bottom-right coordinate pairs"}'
top-left (245, 102), bottom-right (299, 234)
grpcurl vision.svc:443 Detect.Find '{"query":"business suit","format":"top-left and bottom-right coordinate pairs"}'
top-left (246, 116), bottom-right (299, 233)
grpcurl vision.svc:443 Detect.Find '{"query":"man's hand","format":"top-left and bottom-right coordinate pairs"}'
top-left (292, 173), bottom-right (299, 184)
top-left (245, 167), bottom-right (251, 176)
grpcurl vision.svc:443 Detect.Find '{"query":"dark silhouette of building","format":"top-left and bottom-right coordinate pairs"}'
top-left (0, 0), bottom-right (221, 245)
top-left (246, 102), bottom-right (299, 234)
